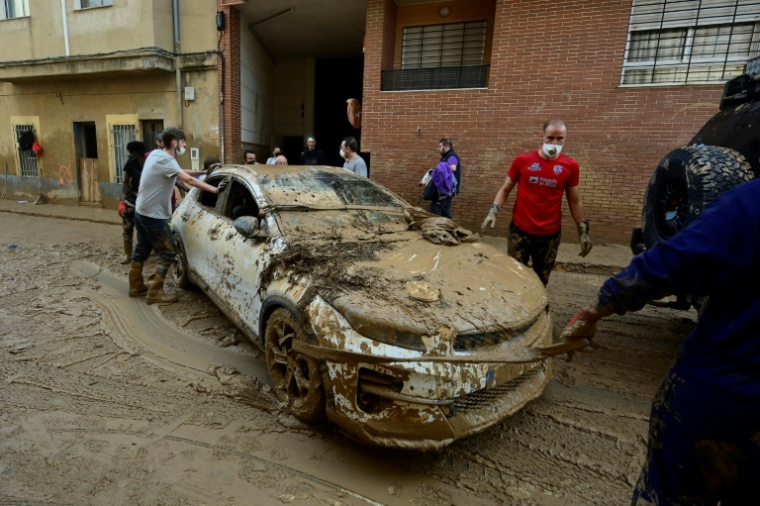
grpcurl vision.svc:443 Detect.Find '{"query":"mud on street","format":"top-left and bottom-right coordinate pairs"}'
top-left (0, 213), bottom-right (697, 506)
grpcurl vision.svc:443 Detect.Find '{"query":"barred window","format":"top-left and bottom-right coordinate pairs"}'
top-left (622, 0), bottom-right (760, 85)
top-left (111, 124), bottom-right (136, 184)
top-left (401, 21), bottom-right (488, 69)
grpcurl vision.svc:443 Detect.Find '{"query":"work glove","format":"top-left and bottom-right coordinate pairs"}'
top-left (481, 204), bottom-right (500, 231)
top-left (118, 201), bottom-right (126, 218)
top-left (577, 220), bottom-right (592, 257)
top-left (217, 176), bottom-right (231, 194)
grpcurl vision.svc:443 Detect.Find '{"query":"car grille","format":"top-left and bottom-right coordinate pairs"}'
top-left (453, 315), bottom-right (539, 351)
top-left (449, 366), bottom-right (542, 415)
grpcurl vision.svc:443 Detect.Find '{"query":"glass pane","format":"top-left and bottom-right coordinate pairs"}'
top-left (692, 23), bottom-right (754, 59)
top-left (629, 29), bottom-right (687, 62)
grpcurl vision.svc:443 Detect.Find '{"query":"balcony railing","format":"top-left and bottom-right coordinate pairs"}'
top-left (381, 65), bottom-right (489, 91)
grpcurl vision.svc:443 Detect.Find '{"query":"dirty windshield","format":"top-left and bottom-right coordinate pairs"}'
top-left (258, 170), bottom-right (409, 238)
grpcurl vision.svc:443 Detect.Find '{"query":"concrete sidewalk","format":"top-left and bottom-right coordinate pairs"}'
top-left (0, 199), bottom-right (122, 226)
top-left (0, 199), bottom-right (632, 272)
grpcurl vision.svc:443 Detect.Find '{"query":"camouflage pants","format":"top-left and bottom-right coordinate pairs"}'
top-left (507, 222), bottom-right (561, 285)
top-left (132, 212), bottom-right (176, 266)
top-left (122, 205), bottom-right (135, 242)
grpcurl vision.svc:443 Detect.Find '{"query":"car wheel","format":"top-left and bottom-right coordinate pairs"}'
top-left (174, 235), bottom-right (193, 289)
top-left (264, 308), bottom-right (326, 422)
top-left (642, 145), bottom-right (753, 249)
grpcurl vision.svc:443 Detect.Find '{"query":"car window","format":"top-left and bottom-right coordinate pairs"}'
top-left (220, 178), bottom-right (260, 220)
top-left (198, 176), bottom-right (224, 209)
top-left (258, 170), bottom-right (405, 208)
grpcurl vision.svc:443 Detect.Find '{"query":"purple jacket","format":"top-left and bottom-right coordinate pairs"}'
top-left (432, 161), bottom-right (455, 197)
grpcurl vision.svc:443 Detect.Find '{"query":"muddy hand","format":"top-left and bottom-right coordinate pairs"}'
top-left (481, 204), bottom-right (500, 232)
top-left (118, 201), bottom-right (126, 218)
top-left (577, 220), bottom-right (592, 257)
top-left (217, 177), bottom-right (231, 194)
top-left (560, 307), bottom-right (600, 361)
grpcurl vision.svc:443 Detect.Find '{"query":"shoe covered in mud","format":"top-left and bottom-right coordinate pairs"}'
top-left (146, 267), bottom-right (179, 305)
top-left (128, 261), bottom-right (148, 297)
top-left (120, 240), bottom-right (133, 265)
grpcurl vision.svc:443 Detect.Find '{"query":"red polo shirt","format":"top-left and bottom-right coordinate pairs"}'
top-left (507, 150), bottom-right (580, 235)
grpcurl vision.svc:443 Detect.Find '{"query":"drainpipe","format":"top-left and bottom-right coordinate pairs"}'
top-left (60, 0), bottom-right (70, 56)
top-left (172, 0), bottom-right (183, 129)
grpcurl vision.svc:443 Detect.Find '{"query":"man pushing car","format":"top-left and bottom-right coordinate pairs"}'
top-left (129, 127), bottom-right (228, 304)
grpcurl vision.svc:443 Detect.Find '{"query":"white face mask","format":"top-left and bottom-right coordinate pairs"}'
top-left (542, 143), bottom-right (562, 158)
top-left (175, 145), bottom-right (186, 156)
top-left (339, 149), bottom-right (346, 159)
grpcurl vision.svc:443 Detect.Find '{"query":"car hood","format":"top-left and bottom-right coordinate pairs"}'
top-left (323, 234), bottom-right (548, 350)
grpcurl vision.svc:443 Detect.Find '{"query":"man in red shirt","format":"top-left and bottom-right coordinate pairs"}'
top-left (481, 119), bottom-right (592, 285)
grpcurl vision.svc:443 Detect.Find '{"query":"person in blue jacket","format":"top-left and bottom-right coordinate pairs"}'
top-left (560, 177), bottom-right (760, 505)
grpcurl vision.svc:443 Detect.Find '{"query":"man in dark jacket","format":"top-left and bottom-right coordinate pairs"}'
top-left (118, 141), bottom-right (146, 264)
top-left (560, 178), bottom-right (760, 505)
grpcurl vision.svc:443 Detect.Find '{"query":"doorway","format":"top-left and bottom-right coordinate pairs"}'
top-left (141, 120), bottom-right (164, 150)
top-left (314, 57), bottom-right (365, 172)
top-left (283, 136), bottom-right (304, 166)
top-left (73, 122), bottom-right (101, 206)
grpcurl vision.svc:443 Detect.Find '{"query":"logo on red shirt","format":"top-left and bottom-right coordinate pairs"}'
top-left (553, 165), bottom-right (564, 175)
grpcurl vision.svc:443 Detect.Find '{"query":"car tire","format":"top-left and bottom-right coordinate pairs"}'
top-left (642, 145), bottom-right (753, 249)
top-left (174, 235), bottom-right (193, 289)
top-left (264, 308), bottom-right (326, 423)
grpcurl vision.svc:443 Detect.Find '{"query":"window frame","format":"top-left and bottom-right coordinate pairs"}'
top-left (621, 0), bottom-right (760, 87)
top-left (0, 0), bottom-right (30, 20)
top-left (74, 0), bottom-right (113, 11)
top-left (400, 20), bottom-right (489, 70)
top-left (106, 114), bottom-right (140, 184)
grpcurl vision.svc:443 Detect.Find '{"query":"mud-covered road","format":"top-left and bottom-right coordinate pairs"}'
top-left (0, 214), bottom-right (696, 506)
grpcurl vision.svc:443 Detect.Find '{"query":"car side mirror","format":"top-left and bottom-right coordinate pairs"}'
top-left (234, 216), bottom-right (267, 240)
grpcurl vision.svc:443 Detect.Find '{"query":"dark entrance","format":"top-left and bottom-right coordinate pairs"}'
top-left (314, 57), bottom-right (367, 174)
top-left (141, 120), bottom-right (164, 150)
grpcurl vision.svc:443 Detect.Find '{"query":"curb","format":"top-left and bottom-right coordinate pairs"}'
top-left (0, 208), bottom-right (120, 227)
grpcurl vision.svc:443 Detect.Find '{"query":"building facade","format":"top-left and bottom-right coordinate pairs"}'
top-left (0, 0), bottom-right (220, 208)
top-left (2, 0), bottom-right (757, 242)
top-left (361, 0), bottom-right (760, 241)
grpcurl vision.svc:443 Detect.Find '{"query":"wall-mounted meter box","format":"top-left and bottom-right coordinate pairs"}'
top-left (184, 87), bottom-right (195, 101)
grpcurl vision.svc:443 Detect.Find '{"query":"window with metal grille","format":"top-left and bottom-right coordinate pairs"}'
top-left (111, 124), bottom-right (136, 183)
top-left (1, 0), bottom-right (30, 19)
top-left (401, 21), bottom-right (488, 69)
top-left (15, 124), bottom-right (39, 178)
top-left (622, 0), bottom-right (760, 85)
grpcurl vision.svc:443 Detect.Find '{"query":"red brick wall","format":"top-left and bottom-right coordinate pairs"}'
top-left (362, 0), bottom-right (724, 243)
top-left (217, 2), bottom-right (241, 164)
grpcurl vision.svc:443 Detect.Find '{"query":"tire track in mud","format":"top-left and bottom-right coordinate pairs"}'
top-left (67, 260), bottom-right (270, 384)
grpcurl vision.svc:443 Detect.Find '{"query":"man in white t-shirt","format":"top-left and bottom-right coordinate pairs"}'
top-left (130, 127), bottom-right (228, 304)
top-left (341, 137), bottom-right (367, 177)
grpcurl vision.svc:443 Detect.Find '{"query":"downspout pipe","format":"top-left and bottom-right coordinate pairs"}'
top-left (172, 0), bottom-right (183, 129)
top-left (60, 0), bottom-right (70, 56)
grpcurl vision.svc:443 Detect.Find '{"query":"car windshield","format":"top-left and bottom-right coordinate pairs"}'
top-left (257, 170), bottom-right (406, 209)
top-left (257, 170), bottom-right (410, 239)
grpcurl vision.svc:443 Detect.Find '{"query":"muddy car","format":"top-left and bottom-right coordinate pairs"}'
top-left (172, 165), bottom-right (553, 450)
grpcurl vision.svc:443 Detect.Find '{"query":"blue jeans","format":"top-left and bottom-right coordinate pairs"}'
top-left (132, 212), bottom-right (176, 265)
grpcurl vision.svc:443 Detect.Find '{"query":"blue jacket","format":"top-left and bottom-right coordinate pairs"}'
top-left (599, 178), bottom-right (760, 395)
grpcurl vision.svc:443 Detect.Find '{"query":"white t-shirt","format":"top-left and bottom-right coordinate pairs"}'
top-left (344, 155), bottom-right (368, 177)
top-left (136, 149), bottom-right (182, 220)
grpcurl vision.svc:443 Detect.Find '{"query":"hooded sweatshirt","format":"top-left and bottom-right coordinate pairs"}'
top-left (136, 149), bottom-right (182, 220)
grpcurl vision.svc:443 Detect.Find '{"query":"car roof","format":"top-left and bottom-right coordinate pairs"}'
top-left (212, 164), bottom-right (362, 181)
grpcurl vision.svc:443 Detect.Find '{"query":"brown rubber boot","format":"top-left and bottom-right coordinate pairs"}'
top-left (146, 264), bottom-right (179, 305)
top-left (120, 241), bottom-right (133, 264)
top-left (128, 261), bottom-right (148, 297)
